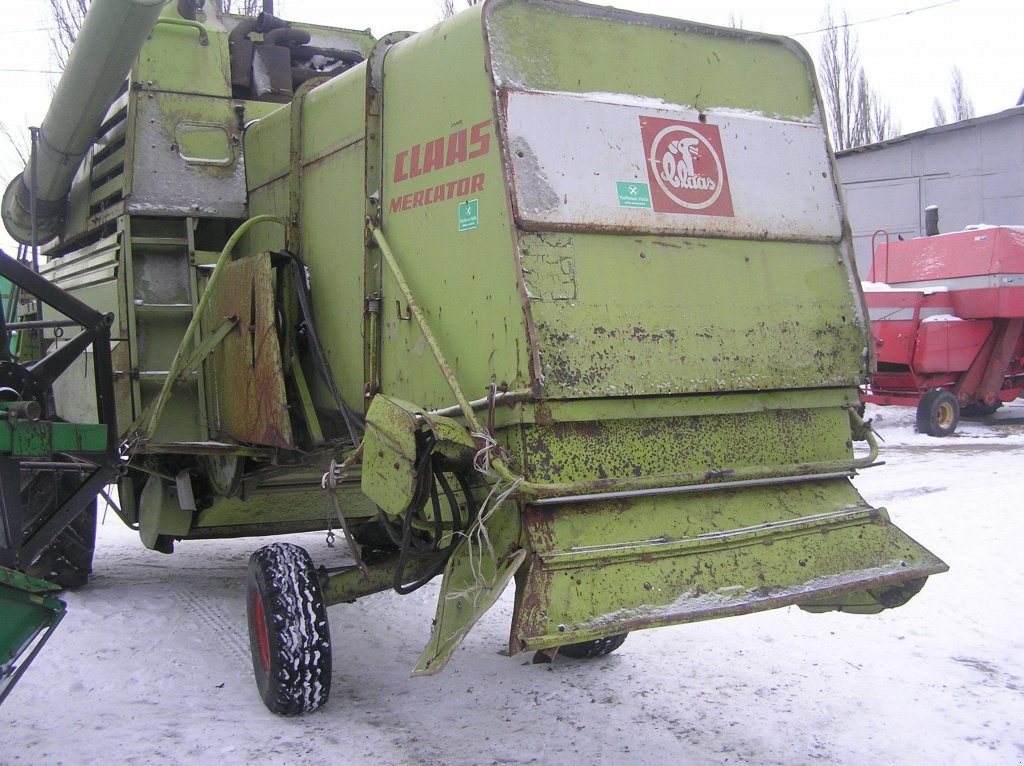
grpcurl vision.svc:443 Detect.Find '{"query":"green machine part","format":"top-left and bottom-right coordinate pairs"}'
top-left (0, 567), bottom-right (66, 706)
top-left (241, 0), bottom-right (946, 676)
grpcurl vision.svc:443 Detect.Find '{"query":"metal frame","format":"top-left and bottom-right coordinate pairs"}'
top-left (0, 250), bottom-right (119, 570)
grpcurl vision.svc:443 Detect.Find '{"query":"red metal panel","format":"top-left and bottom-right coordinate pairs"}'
top-left (872, 320), bottom-right (917, 366)
top-left (864, 288), bottom-right (956, 366)
top-left (912, 319), bottom-right (993, 373)
top-left (951, 286), bottom-right (1024, 319)
top-left (871, 227), bottom-right (1024, 284)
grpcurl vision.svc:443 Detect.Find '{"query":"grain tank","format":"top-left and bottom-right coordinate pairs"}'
top-left (1, 0), bottom-right (945, 713)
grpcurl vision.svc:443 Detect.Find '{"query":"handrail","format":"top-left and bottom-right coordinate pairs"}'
top-left (154, 16), bottom-right (209, 45)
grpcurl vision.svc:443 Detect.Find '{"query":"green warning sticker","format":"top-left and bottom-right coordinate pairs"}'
top-left (458, 199), bottom-right (479, 231)
top-left (616, 181), bottom-right (652, 209)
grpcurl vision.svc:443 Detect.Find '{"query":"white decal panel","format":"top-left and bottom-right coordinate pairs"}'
top-left (502, 90), bottom-right (843, 242)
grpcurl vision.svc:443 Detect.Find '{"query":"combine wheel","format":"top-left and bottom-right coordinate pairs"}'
top-left (915, 389), bottom-right (959, 437)
top-left (961, 400), bottom-right (1001, 418)
top-left (246, 543), bottom-right (332, 715)
top-left (558, 632), bottom-right (628, 659)
top-left (21, 472), bottom-right (99, 590)
top-left (24, 499), bottom-right (98, 590)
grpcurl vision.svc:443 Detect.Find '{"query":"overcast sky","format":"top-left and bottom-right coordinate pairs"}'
top-left (1, 0), bottom-right (1020, 253)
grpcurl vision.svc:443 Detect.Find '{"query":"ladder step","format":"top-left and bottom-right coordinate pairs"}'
top-left (131, 236), bottom-right (188, 248)
top-left (133, 300), bottom-right (193, 310)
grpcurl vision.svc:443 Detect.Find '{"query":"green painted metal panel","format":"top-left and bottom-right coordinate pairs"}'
top-left (376, 7), bottom-right (533, 410)
top-left (514, 406), bottom-right (854, 484)
top-left (0, 567), bottom-right (66, 704)
top-left (529, 387), bottom-right (860, 424)
top-left (302, 68), bottom-right (371, 164)
top-left (300, 71), bottom-right (374, 412)
top-left (192, 480), bottom-right (377, 532)
top-left (0, 420), bottom-right (108, 457)
top-left (486, 0), bottom-right (815, 119)
top-left (243, 103), bottom-right (292, 192)
top-left (361, 395), bottom-right (421, 518)
top-left (0, 276), bottom-right (13, 357)
top-left (244, 65), bottom-right (372, 410)
top-left (135, 10), bottom-right (231, 99)
top-left (510, 480), bottom-right (947, 651)
top-left (526, 234), bottom-right (868, 398)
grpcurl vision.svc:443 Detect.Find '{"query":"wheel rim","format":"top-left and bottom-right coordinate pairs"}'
top-left (936, 401), bottom-right (955, 429)
top-left (251, 590), bottom-right (271, 673)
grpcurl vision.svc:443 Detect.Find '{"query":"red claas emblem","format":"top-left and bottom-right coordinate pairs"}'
top-left (639, 116), bottom-right (734, 217)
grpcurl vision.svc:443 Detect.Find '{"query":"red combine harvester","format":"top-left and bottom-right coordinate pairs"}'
top-left (862, 221), bottom-right (1024, 436)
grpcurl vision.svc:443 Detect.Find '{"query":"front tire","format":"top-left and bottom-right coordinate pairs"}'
top-left (246, 543), bottom-right (332, 715)
top-left (916, 388), bottom-right (959, 437)
top-left (21, 472), bottom-right (98, 590)
top-left (24, 500), bottom-right (97, 589)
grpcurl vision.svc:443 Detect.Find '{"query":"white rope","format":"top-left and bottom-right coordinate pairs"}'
top-left (470, 430), bottom-right (512, 476)
top-left (443, 433), bottom-right (523, 607)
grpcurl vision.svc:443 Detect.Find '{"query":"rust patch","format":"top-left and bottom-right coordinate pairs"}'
top-left (205, 253), bottom-right (293, 448)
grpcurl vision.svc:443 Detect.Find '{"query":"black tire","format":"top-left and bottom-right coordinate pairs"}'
top-left (558, 632), bottom-right (628, 659)
top-left (915, 388), bottom-right (959, 437)
top-left (21, 471), bottom-right (98, 590)
top-left (246, 543), bottom-right (332, 715)
top-left (24, 499), bottom-right (97, 589)
top-left (961, 400), bottom-right (1002, 418)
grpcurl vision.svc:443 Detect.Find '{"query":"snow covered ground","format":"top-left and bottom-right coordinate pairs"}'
top-left (2, 402), bottom-right (1023, 765)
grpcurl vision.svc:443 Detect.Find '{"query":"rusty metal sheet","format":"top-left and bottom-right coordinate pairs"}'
top-left (205, 253), bottom-right (293, 448)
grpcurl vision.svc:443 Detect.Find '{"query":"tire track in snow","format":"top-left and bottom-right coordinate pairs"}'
top-left (169, 574), bottom-right (251, 667)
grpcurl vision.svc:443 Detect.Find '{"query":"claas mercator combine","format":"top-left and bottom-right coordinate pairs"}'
top-left (0, 0), bottom-right (947, 713)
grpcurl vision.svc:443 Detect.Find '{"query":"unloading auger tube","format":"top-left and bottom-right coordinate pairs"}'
top-left (1, 0), bottom-right (166, 246)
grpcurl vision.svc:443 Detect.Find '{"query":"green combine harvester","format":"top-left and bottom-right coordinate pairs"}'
top-left (1, 0), bottom-right (946, 713)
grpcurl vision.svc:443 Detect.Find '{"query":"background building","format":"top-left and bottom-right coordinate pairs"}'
top-left (836, 106), bottom-right (1024, 278)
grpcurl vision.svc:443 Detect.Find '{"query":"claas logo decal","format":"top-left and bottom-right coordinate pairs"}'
top-left (639, 116), bottom-right (734, 217)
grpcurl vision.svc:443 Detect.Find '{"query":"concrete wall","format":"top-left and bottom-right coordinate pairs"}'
top-left (836, 107), bottom-right (1024, 278)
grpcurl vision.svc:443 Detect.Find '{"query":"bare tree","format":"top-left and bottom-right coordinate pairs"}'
top-left (0, 122), bottom-right (29, 167)
top-left (220, 0), bottom-right (263, 15)
top-left (818, 6), bottom-right (899, 149)
top-left (45, 0), bottom-right (268, 71)
top-left (933, 66), bottom-right (976, 125)
top-left (440, 0), bottom-right (482, 20)
top-left (819, 7), bottom-right (860, 150)
top-left (47, 0), bottom-right (88, 71)
top-left (728, 12), bottom-right (744, 29)
top-left (867, 93), bottom-right (897, 143)
top-left (950, 66), bottom-right (975, 121)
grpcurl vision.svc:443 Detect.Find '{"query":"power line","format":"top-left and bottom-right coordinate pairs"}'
top-left (790, 0), bottom-right (963, 36)
top-left (0, 27), bottom-right (57, 34)
top-left (0, 68), bottom-right (60, 74)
